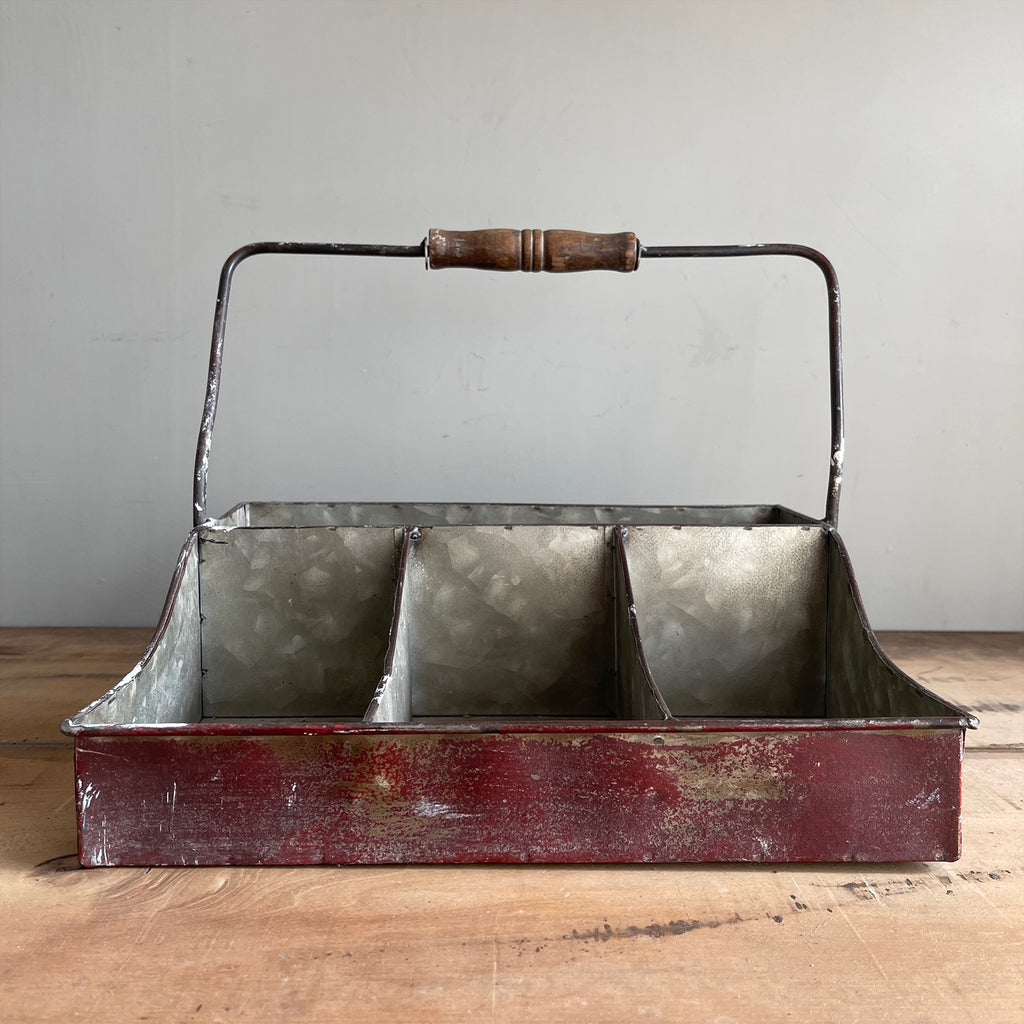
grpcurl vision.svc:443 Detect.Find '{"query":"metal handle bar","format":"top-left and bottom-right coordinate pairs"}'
top-left (193, 235), bottom-right (843, 528)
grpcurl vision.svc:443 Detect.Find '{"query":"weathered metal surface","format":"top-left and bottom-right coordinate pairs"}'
top-left (825, 533), bottom-right (975, 720)
top-left (192, 242), bottom-right (423, 530)
top-left (364, 532), bottom-right (413, 724)
top-left (624, 525), bottom-right (828, 717)
top-left (363, 525), bottom-right (674, 722)
top-left (222, 502), bottom-right (815, 529)
top-left (192, 238), bottom-right (841, 527)
top-left (73, 728), bottom-right (963, 867)
top-left (198, 527), bottom-right (400, 718)
top-left (64, 232), bottom-right (976, 866)
top-left (642, 242), bottom-right (844, 528)
top-left (67, 536), bottom-right (202, 728)
top-left (402, 525), bottom-right (613, 717)
top-left (612, 534), bottom-right (671, 721)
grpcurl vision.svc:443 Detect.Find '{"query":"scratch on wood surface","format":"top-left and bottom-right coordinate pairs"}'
top-left (809, 914), bottom-right (834, 936)
top-left (860, 875), bottom-right (885, 905)
top-left (965, 872), bottom-right (1016, 926)
top-left (136, 904), bottom-right (164, 947)
top-left (490, 938), bottom-right (498, 1020)
top-left (833, 901), bottom-right (891, 984)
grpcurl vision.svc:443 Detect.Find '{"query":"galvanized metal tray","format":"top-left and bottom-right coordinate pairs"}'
top-left (63, 229), bottom-right (977, 866)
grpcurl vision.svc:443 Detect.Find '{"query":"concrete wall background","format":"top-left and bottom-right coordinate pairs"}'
top-left (1, 0), bottom-right (1021, 629)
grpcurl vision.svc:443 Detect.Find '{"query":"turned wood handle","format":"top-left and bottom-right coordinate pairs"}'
top-left (426, 228), bottom-right (640, 273)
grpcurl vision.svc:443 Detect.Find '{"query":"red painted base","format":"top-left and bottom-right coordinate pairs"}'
top-left (75, 726), bottom-right (963, 866)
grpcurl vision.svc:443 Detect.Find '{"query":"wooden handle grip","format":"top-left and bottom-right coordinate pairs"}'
top-left (426, 228), bottom-right (639, 273)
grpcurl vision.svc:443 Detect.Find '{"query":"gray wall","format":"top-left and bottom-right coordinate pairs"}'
top-left (1, 0), bottom-right (1021, 630)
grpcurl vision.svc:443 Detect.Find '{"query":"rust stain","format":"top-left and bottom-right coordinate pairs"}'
top-left (615, 731), bottom-right (798, 800)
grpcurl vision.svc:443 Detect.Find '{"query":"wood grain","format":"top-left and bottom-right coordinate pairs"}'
top-left (1, 628), bottom-right (1021, 1022)
top-left (0, 627), bottom-right (151, 743)
top-left (426, 228), bottom-right (639, 273)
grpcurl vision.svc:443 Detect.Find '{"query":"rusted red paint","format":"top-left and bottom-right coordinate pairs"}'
top-left (75, 727), bottom-right (962, 866)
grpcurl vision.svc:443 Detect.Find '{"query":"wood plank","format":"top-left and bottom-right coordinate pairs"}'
top-left (0, 627), bottom-right (151, 743)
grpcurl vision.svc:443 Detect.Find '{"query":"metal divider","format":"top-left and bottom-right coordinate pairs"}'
top-left (365, 525), bottom-right (672, 723)
top-left (363, 530), bottom-right (413, 723)
top-left (611, 527), bottom-right (673, 720)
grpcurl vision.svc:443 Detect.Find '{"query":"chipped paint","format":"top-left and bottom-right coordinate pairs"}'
top-left (412, 797), bottom-right (478, 821)
top-left (72, 728), bottom-right (964, 865)
top-left (908, 786), bottom-right (941, 809)
top-left (79, 781), bottom-right (98, 825)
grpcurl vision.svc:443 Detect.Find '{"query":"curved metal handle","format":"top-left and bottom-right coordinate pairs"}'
top-left (426, 228), bottom-right (639, 273)
top-left (641, 243), bottom-right (844, 527)
top-left (192, 242), bottom-right (423, 527)
top-left (193, 238), bottom-right (843, 528)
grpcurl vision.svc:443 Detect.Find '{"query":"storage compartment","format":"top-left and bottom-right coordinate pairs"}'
top-left (623, 524), bottom-right (829, 717)
top-left (71, 535), bottom-right (203, 728)
top-left (198, 526), bottom-right (400, 718)
top-left (369, 524), bottom-right (666, 720)
top-left (823, 532), bottom-right (965, 719)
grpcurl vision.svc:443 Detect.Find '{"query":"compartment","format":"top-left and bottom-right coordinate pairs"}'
top-left (71, 535), bottom-right (203, 727)
top-left (369, 524), bottom-right (668, 720)
top-left (198, 526), bottom-right (401, 718)
top-left (824, 532), bottom-right (965, 719)
top-left (623, 524), bottom-right (829, 717)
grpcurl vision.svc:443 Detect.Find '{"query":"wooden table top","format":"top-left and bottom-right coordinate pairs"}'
top-left (1, 628), bottom-right (1021, 1022)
